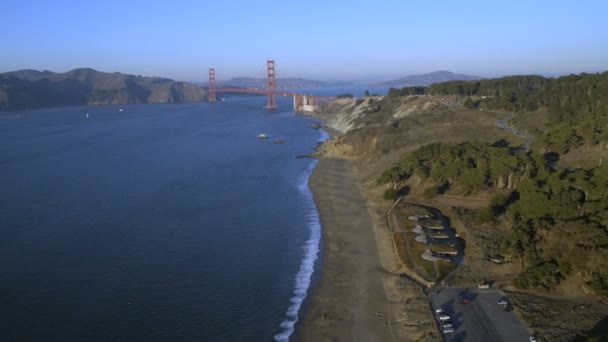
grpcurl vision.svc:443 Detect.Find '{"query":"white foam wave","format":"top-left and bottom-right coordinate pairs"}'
top-left (317, 129), bottom-right (329, 143)
top-left (274, 129), bottom-right (328, 341)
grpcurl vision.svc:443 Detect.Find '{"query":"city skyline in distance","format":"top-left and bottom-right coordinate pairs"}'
top-left (2, 0), bottom-right (608, 82)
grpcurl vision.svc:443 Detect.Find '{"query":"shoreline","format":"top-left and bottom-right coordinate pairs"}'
top-left (295, 117), bottom-right (440, 341)
top-left (274, 124), bottom-right (331, 341)
top-left (275, 158), bottom-right (323, 342)
top-left (296, 157), bottom-right (394, 341)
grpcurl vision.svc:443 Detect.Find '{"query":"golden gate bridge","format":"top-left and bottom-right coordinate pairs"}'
top-left (207, 60), bottom-right (335, 111)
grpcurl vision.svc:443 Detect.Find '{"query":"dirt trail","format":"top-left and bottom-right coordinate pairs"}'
top-left (495, 114), bottom-right (535, 150)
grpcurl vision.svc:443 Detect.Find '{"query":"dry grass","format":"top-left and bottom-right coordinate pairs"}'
top-left (384, 275), bottom-right (443, 341)
top-left (512, 108), bottom-right (550, 136)
top-left (560, 145), bottom-right (606, 169)
top-left (437, 260), bottom-right (456, 278)
top-left (393, 232), bottom-right (415, 270)
top-left (430, 244), bottom-right (457, 254)
top-left (506, 290), bottom-right (608, 341)
top-left (434, 193), bottom-right (491, 209)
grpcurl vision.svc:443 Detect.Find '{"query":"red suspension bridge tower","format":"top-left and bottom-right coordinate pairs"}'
top-left (266, 60), bottom-right (277, 109)
top-left (208, 68), bottom-right (217, 102)
top-left (207, 60), bottom-right (333, 110)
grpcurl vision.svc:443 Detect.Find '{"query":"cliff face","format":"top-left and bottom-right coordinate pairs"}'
top-left (315, 96), bottom-right (442, 134)
top-left (0, 68), bottom-right (206, 110)
top-left (312, 95), bottom-right (521, 184)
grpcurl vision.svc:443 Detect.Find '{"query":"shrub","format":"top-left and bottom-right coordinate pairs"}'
top-left (587, 273), bottom-right (608, 298)
top-left (462, 97), bottom-right (479, 109)
top-left (423, 185), bottom-right (440, 198)
top-left (513, 261), bottom-right (563, 290)
top-left (383, 188), bottom-right (399, 200)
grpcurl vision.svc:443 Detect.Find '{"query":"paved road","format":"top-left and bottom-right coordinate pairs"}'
top-left (430, 287), bottom-right (531, 342)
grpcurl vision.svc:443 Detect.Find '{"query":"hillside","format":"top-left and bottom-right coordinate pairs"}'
top-left (382, 70), bottom-right (480, 87)
top-left (316, 72), bottom-right (608, 297)
top-left (0, 68), bottom-right (207, 110)
top-left (311, 71), bottom-right (608, 340)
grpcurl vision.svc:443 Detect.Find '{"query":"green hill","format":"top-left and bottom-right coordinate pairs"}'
top-left (313, 71), bottom-right (608, 300)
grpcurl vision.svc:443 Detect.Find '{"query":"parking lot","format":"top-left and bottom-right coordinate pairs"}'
top-left (430, 287), bottom-right (531, 341)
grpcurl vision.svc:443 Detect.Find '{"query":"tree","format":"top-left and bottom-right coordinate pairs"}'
top-left (463, 97), bottom-right (476, 109)
top-left (364, 90), bottom-right (370, 97)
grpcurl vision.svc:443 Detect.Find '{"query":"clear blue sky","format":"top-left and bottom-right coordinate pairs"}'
top-left (2, 0), bottom-right (608, 82)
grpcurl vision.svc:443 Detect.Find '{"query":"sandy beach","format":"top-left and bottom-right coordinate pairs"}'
top-left (298, 158), bottom-right (394, 341)
top-left (297, 153), bottom-right (441, 341)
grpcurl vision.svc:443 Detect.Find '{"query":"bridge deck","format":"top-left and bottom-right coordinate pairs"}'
top-left (215, 88), bottom-right (334, 101)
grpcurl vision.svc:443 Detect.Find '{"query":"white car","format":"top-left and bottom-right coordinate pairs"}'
top-left (435, 308), bottom-right (446, 314)
top-left (438, 315), bottom-right (450, 321)
top-left (442, 323), bottom-right (453, 328)
top-left (529, 337), bottom-right (537, 342)
top-left (443, 328), bottom-right (454, 334)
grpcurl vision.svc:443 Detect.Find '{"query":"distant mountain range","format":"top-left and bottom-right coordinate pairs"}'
top-left (0, 68), bottom-right (206, 110)
top-left (218, 77), bottom-right (351, 89)
top-left (382, 71), bottom-right (481, 87)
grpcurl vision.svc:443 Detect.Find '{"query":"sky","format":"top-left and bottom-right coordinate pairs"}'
top-left (1, 0), bottom-right (608, 82)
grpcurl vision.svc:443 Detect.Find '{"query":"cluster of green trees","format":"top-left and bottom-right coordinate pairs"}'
top-left (387, 86), bottom-right (426, 96)
top-left (378, 142), bottom-right (608, 297)
top-left (377, 142), bottom-right (536, 194)
top-left (388, 72), bottom-right (608, 153)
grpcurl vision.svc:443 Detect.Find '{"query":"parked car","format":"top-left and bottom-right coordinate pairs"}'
top-left (435, 308), bottom-right (446, 314)
top-left (529, 336), bottom-right (537, 342)
top-left (458, 297), bottom-right (471, 304)
top-left (497, 298), bottom-right (508, 305)
top-left (438, 315), bottom-right (451, 321)
top-left (442, 323), bottom-right (453, 328)
top-left (443, 328), bottom-right (455, 334)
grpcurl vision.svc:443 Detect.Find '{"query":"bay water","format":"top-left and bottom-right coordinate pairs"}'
top-left (0, 96), bottom-right (326, 341)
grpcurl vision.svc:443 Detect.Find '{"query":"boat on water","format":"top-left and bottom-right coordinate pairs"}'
top-left (257, 133), bottom-right (269, 139)
top-left (119, 108), bottom-right (124, 112)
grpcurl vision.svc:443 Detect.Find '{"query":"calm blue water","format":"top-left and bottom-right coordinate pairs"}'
top-left (285, 84), bottom-right (391, 97)
top-left (0, 96), bottom-right (326, 341)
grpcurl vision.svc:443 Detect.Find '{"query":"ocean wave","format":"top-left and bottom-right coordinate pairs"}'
top-left (317, 129), bottom-right (329, 143)
top-left (274, 129), bottom-right (328, 341)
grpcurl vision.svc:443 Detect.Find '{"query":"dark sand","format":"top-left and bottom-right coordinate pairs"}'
top-left (298, 158), bottom-right (394, 342)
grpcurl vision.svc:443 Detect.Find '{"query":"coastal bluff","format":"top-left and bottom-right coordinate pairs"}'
top-left (0, 68), bottom-right (207, 110)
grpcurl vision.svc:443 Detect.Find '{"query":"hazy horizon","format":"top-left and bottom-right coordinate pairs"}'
top-left (4, 66), bottom-right (607, 85)
top-left (3, 0), bottom-right (608, 83)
